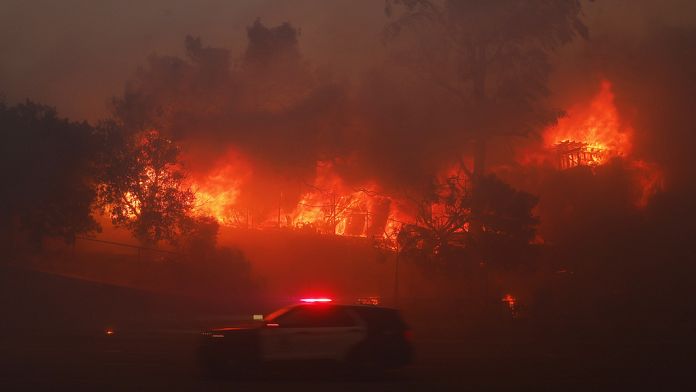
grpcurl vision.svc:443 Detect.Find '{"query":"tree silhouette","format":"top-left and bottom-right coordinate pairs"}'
top-left (398, 174), bottom-right (538, 270)
top-left (96, 127), bottom-right (194, 245)
top-left (0, 101), bottom-right (99, 249)
top-left (177, 215), bottom-right (220, 260)
top-left (111, 21), bottom-right (345, 223)
top-left (384, 0), bottom-right (587, 236)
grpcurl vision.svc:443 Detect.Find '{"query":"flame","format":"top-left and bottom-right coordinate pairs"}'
top-left (122, 191), bottom-right (140, 218)
top-left (501, 294), bottom-right (519, 318)
top-left (191, 157), bottom-right (407, 240)
top-left (288, 162), bottom-right (380, 236)
top-left (544, 80), bottom-right (632, 163)
top-left (539, 80), bottom-right (662, 205)
top-left (191, 151), bottom-right (251, 225)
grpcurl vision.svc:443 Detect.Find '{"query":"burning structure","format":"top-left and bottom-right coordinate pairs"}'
top-left (540, 80), bottom-right (662, 205)
top-left (6, 14), bottom-right (660, 255)
top-left (188, 79), bottom-right (661, 237)
top-left (555, 141), bottom-right (607, 169)
top-left (544, 80), bottom-right (631, 169)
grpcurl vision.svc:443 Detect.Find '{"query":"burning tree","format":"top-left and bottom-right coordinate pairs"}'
top-left (384, 0), bottom-right (587, 236)
top-left (110, 20), bottom-right (346, 229)
top-left (96, 127), bottom-right (195, 245)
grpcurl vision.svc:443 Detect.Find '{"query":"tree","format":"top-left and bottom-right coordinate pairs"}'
top-left (177, 215), bottom-right (220, 260)
top-left (111, 21), bottom-right (345, 222)
top-left (398, 174), bottom-right (538, 270)
top-left (0, 101), bottom-right (99, 249)
top-left (398, 175), bottom-right (470, 268)
top-left (384, 0), bottom-right (587, 236)
top-left (96, 127), bottom-right (194, 245)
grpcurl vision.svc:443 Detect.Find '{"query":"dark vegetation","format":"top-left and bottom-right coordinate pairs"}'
top-left (0, 102), bottom-right (99, 248)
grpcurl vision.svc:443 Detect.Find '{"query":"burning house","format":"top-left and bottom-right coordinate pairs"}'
top-left (555, 140), bottom-right (607, 169)
top-left (188, 79), bottom-right (661, 239)
top-left (543, 80), bottom-right (631, 168)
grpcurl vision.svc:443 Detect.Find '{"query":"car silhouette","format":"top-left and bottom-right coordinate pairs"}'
top-left (198, 299), bottom-right (412, 376)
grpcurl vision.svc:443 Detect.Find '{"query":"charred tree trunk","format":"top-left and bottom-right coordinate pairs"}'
top-left (469, 46), bottom-right (488, 241)
top-left (469, 136), bottom-right (487, 239)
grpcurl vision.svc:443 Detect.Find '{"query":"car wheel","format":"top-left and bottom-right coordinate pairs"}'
top-left (345, 344), bottom-right (385, 379)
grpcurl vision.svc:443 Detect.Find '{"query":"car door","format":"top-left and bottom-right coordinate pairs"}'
top-left (309, 307), bottom-right (365, 360)
top-left (260, 305), bottom-right (319, 361)
top-left (260, 305), bottom-right (365, 361)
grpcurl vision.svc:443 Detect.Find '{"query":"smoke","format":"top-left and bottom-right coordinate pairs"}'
top-left (0, 0), bottom-right (385, 122)
top-left (3, 0), bottom-right (696, 230)
top-left (109, 20), bottom-right (354, 219)
top-left (543, 19), bottom-right (696, 196)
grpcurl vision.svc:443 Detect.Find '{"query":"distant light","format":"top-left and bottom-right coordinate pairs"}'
top-left (300, 298), bottom-right (332, 303)
top-left (253, 314), bottom-right (263, 321)
top-left (265, 323), bottom-right (280, 327)
top-left (356, 296), bottom-right (380, 305)
top-left (211, 334), bottom-right (225, 338)
top-left (105, 328), bottom-right (115, 336)
top-left (501, 294), bottom-right (517, 306)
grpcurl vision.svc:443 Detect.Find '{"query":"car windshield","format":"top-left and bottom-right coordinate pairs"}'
top-left (264, 305), bottom-right (294, 321)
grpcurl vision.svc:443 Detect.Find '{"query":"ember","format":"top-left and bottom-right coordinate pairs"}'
top-left (501, 294), bottom-right (519, 318)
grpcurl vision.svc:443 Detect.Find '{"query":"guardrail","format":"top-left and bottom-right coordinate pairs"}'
top-left (75, 236), bottom-right (180, 261)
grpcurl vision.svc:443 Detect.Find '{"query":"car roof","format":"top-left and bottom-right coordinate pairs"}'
top-left (288, 303), bottom-right (400, 311)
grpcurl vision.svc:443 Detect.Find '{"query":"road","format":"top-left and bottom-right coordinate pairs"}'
top-left (1, 265), bottom-right (693, 391)
top-left (2, 329), bottom-right (692, 391)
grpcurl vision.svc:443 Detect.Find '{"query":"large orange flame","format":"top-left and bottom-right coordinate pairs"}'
top-left (191, 157), bottom-right (406, 239)
top-left (544, 80), bottom-right (632, 168)
top-left (190, 151), bottom-right (251, 225)
top-left (540, 79), bottom-right (662, 206)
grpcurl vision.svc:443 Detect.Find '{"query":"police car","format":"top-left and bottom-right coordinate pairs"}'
top-left (198, 298), bottom-right (412, 374)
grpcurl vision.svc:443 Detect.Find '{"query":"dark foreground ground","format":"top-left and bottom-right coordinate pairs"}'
top-left (1, 265), bottom-right (694, 391)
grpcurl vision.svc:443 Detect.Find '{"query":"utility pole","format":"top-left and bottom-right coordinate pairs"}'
top-left (331, 192), bottom-right (336, 235)
top-left (393, 241), bottom-right (400, 307)
top-left (278, 191), bottom-right (282, 228)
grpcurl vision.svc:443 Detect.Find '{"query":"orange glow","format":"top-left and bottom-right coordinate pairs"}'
top-left (105, 328), bottom-right (115, 336)
top-left (191, 150), bottom-right (252, 224)
top-left (630, 159), bottom-right (664, 207)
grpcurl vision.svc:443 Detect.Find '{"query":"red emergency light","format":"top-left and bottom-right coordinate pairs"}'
top-left (300, 298), bottom-right (333, 303)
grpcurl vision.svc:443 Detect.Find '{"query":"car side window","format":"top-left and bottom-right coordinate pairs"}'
top-left (276, 305), bottom-right (357, 328)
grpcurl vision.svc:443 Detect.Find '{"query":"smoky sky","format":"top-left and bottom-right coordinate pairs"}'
top-left (2, 0), bottom-right (695, 122)
top-left (0, 0), bottom-right (385, 122)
